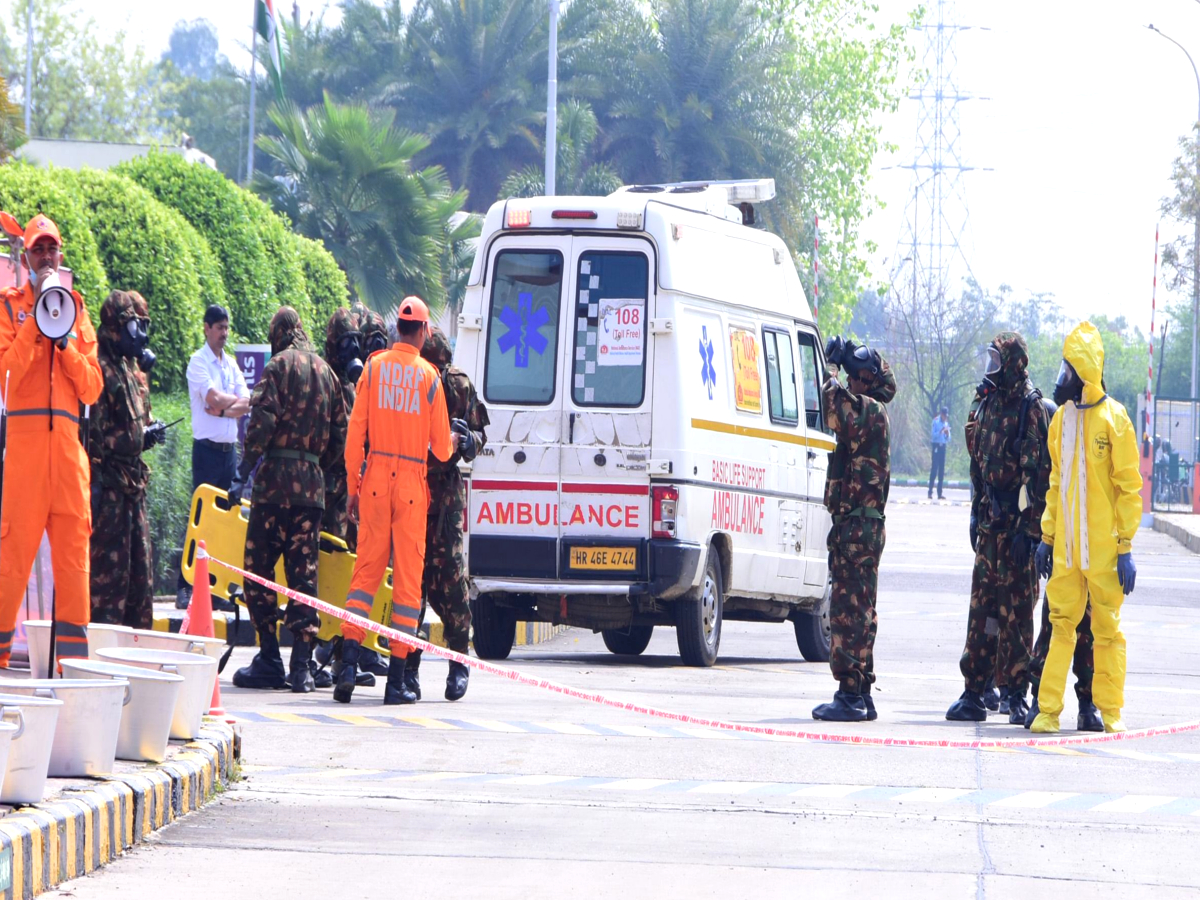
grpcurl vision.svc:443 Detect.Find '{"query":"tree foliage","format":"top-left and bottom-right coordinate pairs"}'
top-left (0, 77), bottom-right (25, 160)
top-left (499, 100), bottom-right (622, 199)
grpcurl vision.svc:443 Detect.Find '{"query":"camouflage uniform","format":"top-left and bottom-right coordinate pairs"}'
top-left (321, 307), bottom-right (363, 548)
top-left (88, 291), bottom-right (155, 629)
top-left (240, 309), bottom-right (348, 641)
top-left (958, 333), bottom-right (1050, 696)
top-left (822, 356), bottom-right (897, 693)
top-left (408, 328), bottom-right (489, 673)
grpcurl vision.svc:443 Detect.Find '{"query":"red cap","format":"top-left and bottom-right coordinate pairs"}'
top-left (397, 296), bottom-right (430, 324)
top-left (23, 214), bottom-right (61, 250)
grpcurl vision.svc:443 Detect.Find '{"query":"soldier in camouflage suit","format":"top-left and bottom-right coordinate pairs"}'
top-left (947, 332), bottom-right (1049, 725)
top-left (89, 291), bottom-right (166, 629)
top-left (230, 307), bottom-right (348, 693)
top-left (322, 306), bottom-right (365, 548)
top-left (402, 327), bottom-right (489, 702)
top-left (813, 337), bottom-right (897, 723)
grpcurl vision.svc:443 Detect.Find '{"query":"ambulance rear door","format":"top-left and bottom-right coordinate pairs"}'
top-left (468, 236), bottom-right (570, 581)
top-left (558, 237), bottom-right (654, 583)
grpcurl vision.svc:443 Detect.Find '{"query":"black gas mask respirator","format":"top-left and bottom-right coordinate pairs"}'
top-left (1053, 360), bottom-right (1084, 406)
top-left (977, 345), bottom-right (1001, 397)
top-left (364, 332), bottom-right (387, 356)
top-left (118, 317), bottom-right (156, 373)
top-left (337, 333), bottom-right (365, 384)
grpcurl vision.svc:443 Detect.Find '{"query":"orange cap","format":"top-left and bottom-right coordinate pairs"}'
top-left (23, 214), bottom-right (61, 250)
top-left (397, 295), bottom-right (430, 323)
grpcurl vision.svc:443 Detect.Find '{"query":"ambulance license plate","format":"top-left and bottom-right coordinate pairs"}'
top-left (569, 546), bottom-right (637, 571)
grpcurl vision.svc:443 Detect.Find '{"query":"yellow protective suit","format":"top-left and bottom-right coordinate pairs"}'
top-left (1035, 322), bottom-right (1142, 731)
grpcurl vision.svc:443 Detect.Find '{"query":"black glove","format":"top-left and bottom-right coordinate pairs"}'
top-left (1012, 534), bottom-right (1035, 570)
top-left (143, 421), bottom-right (167, 451)
top-left (451, 418), bottom-right (477, 461)
top-left (969, 514), bottom-right (978, 553)
top-left (1034, 541), bottom-right (1053, 579)
top-left (824, 336), bottom-right (846, 368)
top-left (227, 476), bottom-right (247, 507)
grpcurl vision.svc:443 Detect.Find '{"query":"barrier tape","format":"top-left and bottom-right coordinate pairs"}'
top-left (206, 552), bottom-right (1200, 750)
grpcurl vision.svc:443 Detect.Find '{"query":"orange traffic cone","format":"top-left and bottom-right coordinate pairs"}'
top-left (182, 541), bottom-right (231, 720)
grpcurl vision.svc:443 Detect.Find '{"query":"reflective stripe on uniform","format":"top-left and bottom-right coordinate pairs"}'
top-left (0, 628), bottom-right (11, 652)
top-left (426, 378), bottom-right (437, 404)
top-left (7, 407), bottom-right (81, 424)
top-left (389, 601), bottom-right (420, 634)
top-left (53, 623), bottom-right (89, 659)
top-left (345, 589), bottom-right (374, 619)
top-left (369, 449), bottom-right (425, 465)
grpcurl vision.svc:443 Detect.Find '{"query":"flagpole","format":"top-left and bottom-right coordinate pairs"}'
top-left (24, 0), bottom-right (33, 136)
top-left (246, 0), bottom-right (259, 186)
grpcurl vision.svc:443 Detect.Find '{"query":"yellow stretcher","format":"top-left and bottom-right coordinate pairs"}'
top-left (181, 484), bottom-right (394, 656)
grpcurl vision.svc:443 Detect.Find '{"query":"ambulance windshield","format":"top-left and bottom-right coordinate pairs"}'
top-left (484, 250), bottom-right (564, 405)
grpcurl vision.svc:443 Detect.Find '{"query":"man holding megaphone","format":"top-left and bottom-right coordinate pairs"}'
top-left (0, 213), bottom-right (103, 669)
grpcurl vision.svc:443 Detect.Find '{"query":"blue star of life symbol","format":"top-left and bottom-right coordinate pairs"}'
top-left (699, 326), bottom-right (716, 399)
top-left (497, 291), bottom-right (550, 368)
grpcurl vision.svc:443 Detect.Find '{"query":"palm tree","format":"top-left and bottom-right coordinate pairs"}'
top-left (253, 93), bottom-right (465, 314)
top-left (498, 100), bottom-right (622, 200)
top-left (379, 0), bottom-right (547, 211)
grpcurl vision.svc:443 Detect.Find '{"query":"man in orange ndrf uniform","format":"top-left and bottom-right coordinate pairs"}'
top-left (335, 296), bottom-right (455, 704)
top-left (0, 214), bottom-right (103, 668)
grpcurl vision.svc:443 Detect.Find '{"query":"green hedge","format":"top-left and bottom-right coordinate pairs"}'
top-left (117, 151), bottom-right (278, 341)
top-left (145, 390), bottom-right (193, 594)
top-left (64, 168), bottom-right (218, 392)
top-left (241, 194), bottom-right (313, 324)
top-left (295, 233), bottom-right (349, 325)
top-left (0, 163), bottom-right (109, 316)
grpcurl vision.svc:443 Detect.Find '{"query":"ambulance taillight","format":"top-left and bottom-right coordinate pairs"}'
top-left (651, 486), bottom-right (678, 539)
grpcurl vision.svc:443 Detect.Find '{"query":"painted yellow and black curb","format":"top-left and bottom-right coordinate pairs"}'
top-left (0, 722), bottom-right (238, 900)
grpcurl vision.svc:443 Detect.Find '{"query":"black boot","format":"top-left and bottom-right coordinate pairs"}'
top-left (862, 692), bottom-right (878, 722)
top-left (812, 690), bottom-right (868, 722)
top-left (288, 640), bottom-right (315, 694)
top-left (946, 690), bottom-right (988, 722)
top-left (983, 676), bottom-right (1000, 712)
top-left (330, 644), bottom-right (376, 687)
top-left (1077, 700), bottom-right (1103, 732)
top-left (384, 655), bottom-right (418, 705)
top-left (445, 661), bottom-right (469, 702)
top-left (310, 659), bottom-right (334, 689)
top-left (1023, 694), bottom-right (1039, 730)
top-left (334, 639), bottom-right (361, 704)
top-left (232, 630), bottom-right (288, 689)
top-left (997, 686), bottom-right (1011, 716)
top-left (1007, 687), bottom-right (1029, 725)
top-left (403, 657), bottom-right (422, 700)
top-left (359, 648), bottom-right (389, 677)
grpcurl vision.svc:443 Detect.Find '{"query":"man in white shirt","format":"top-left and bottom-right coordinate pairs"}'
top-left (177, 304), bottom-right (250, 608)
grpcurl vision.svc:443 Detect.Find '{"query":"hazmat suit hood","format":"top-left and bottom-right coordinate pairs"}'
top-left (324, 307), bottom-right (362, 365)
top-left (991, 331), bottom-right (1031, 398)
top-left (353, 302), bottom-right (389, 356)
top-left (269, 306), bottom-right (312, 355)
top-left (851, 352), bottom-right (896, 405)
top-left (421, 326), bottom-right (454, 373)
top-left (1061, 322), bottom-right (1106, 407)
top-left (98, 290), bottom-right (139, 352)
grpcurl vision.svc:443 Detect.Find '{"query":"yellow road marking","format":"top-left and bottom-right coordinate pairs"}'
top-left (397, 716), bottom-right (460, 730)
top-left (261, 711), bottom-right (318, 725)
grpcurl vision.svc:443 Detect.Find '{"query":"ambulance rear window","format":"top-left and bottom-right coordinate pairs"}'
top-left (484, 250), bottom-right (563, 405)
top-left (571, 251), bottom-right (649, 407)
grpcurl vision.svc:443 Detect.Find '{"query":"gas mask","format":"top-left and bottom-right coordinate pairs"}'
top-left (1052, 359), bottom-right (1084, 406)
top-left (842, 343), bottom-right (880, 380)
top-left (337, 332), bottom-right (365, 384)
top-left (977, 345), bottom-right (1002, 397)
top-left (364, 332), bottom-right (388, 357)
top-left (116, 317), bottom-right (155, 373)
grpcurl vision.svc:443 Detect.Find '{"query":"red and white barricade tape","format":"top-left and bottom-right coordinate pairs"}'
top-left (207, 552), bottom-right (1200, 750)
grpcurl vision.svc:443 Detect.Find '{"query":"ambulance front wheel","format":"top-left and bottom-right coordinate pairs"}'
top-left (675, 554), bottom-right (723, 667)
top-left (470, 595), bottom-right (516, 660)
top-left (602, 625), bottom-right (654, 656)
top-left (794, 578), bottom-right (832, 663)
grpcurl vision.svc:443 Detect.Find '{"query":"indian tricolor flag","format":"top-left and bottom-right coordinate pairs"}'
top-left (255, 0), bottom-right (286, 102)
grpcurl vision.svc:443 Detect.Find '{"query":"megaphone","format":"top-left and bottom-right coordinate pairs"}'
top-left (34, 271), bottom-right (77, 342)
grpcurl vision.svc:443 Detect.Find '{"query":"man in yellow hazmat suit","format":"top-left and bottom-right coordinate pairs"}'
top-left (1031, 322), bottom-right (1142, 734)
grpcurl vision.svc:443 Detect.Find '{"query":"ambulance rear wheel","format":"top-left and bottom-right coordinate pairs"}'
top-left (471, 596), bottom-right (516, 660)
top-left (675, 555), bottom-right (722, 667)
top-left (794, 578), bottom-right (832, 663)
top-left (602, 625), bottom-right (654, 656)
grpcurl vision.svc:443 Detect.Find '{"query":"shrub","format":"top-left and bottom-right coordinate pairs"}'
top-left (63, 168), bottom-right (217, 392)
top-left (240, 194), bottom-right (313, 324)
top-left (295, 233), bottom-right (349, 325)
top-left (145, 390), bottom-right (193, 594)
top-left (0, 162), bottom-right (109, 315)
top-left (117, 151), bottom-right (277, 340)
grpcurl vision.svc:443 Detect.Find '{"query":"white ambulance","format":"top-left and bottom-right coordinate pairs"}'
top-left (454, 179), bottom-right (834, 667)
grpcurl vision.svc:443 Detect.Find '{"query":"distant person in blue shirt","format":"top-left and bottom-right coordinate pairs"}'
top-left (929, 406), bottom-right (950, 499)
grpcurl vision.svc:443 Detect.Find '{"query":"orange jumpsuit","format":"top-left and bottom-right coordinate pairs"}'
top-left (342, 343), bottom-right (452, 656)
top-left (0, 283), bottom-right (103, 665)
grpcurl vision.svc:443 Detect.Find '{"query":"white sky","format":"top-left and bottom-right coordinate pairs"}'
top-left (17, 0), bottom-right (1200, 329)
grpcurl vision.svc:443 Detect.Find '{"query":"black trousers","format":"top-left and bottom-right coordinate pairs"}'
top-left (928, 443), bottom-right (946, 497)
top-left (178, 439), bottom-right (238, 590)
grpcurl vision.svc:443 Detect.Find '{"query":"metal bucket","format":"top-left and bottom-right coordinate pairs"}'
top-left (60, 659), bottom-right (183, 763)
top-left (87, 624), bottom-right (133, 659)
top-left (98, 648), bottom-right (216, 741)
top-left (117, 628), bottom-right (226, 664)
top-left (0, 678), bottom-right (129, 777)
top-left (21, 620), bottom-right (56, 678)
top-left (0, 692), bottom-right (60, 804)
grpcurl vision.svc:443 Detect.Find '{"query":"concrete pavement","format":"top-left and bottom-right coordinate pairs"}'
top-left (50, 485), bottom-right (1200, 898)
